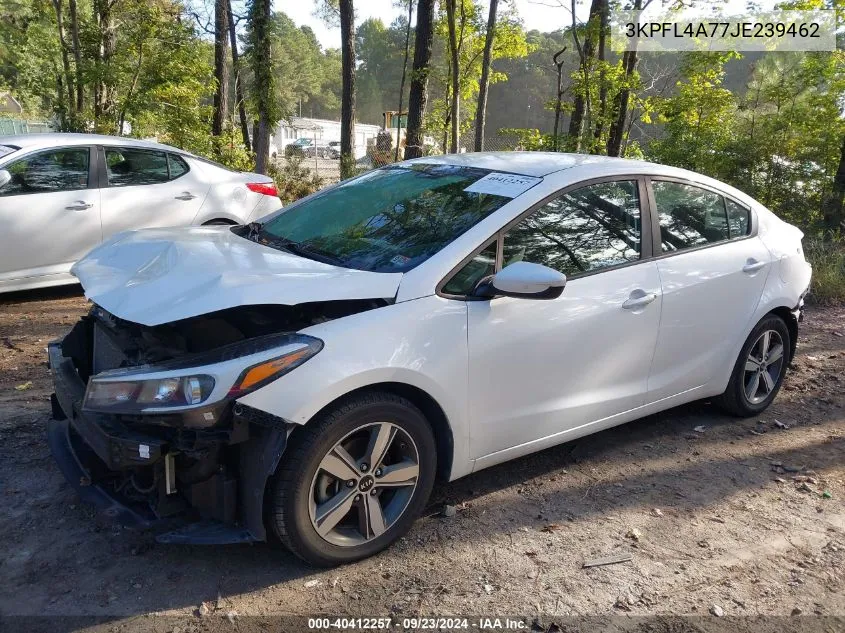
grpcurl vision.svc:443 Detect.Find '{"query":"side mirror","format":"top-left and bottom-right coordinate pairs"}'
top-left (0, 170), bottom-right (11, 189)
top-left (478, 261), bottom-right (567, 300)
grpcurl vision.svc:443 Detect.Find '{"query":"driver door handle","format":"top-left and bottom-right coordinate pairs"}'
top-left (175, 192), bottom-right (196, 201)
top-left (742, 258), bottom-right (766, 274)
top-left (622, 291), bottom-right (658, 310)
top-left (65, 201), bottom-right (93, 211)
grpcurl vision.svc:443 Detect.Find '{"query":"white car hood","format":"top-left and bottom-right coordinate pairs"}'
top-left (71, 226), bottom-right (403, 326)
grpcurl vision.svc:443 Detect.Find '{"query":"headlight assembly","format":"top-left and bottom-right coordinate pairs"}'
top-left (82, 333), bottom-right (323, 414)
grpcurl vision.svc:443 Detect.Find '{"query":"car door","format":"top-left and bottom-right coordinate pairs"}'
top-left (461, 178), bottom-right (662, 461)
top-left (0, 145), bottom-right (100, 282)
top-left (646, 178), bottom-right (771, 401)
top-left (98, 146), bottom-right (207, 239)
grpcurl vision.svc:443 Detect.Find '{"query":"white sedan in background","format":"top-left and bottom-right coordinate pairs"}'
top-left (48, 152), bottom-right (811, 566)
top-left (0, 133), bottom-right (279, 293)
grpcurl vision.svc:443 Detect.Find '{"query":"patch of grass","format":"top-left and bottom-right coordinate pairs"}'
top-left (804, 237), bottom-right (845, 305)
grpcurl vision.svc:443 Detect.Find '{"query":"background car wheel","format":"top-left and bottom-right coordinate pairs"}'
top-left (268, 391), bottom-right (436, 566)
top-left (716, 314), bottom-right (791, 417)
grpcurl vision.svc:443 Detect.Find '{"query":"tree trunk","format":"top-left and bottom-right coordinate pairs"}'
top-left (606, 48), bottom-right (637, 157)
top-left (118, 39), bottom-right (143, 137)
top-left (395, 0), bottom-right (414, 161)
top-left (445, 0), bottom-right (460, 153)
top-left (551, 47), bottom-right (566, 151)
top-left (250, 0), bottom-right (272, 174)
top-left (227, 0), bottom-right (251, 150)
top-left (93, 0), bottom-right (117, 129)
top-left (824, 135), bottom-right (845, 232)
top-left (69, 0), bottom-right (83, 117)
top-left (212, 0), bottom-right (230, 137)
top-left (473, 0), bottom-right (498, 152)
top-left (567, 0), bottom-right (602, 151)
top-left (51, 0), bottom-right (75, 128)
top-left (404, 0), bottom-right (435, 160)
top-left (592, 0), bottom-right (608, 144)
top-left (339, 0), bottom-right (356, 179)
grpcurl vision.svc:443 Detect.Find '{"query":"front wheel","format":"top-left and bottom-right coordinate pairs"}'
top-left (716, 314), bottom-right (791, 417)
top-left (268, 392), bottom-right (436, 566)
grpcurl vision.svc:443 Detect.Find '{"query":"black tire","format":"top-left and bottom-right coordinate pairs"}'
top-left (715, 314), bottom-right (791, 417)
top-left (268, 391), bottom-right (436, 567)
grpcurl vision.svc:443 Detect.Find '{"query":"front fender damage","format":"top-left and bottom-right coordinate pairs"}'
top-left (47, 299), bottom-right (389, 546)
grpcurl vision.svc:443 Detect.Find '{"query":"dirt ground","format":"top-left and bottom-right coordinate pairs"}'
top-left (0, 287), bottom-right (843, 632)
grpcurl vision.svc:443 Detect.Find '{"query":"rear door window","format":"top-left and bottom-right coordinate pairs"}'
top-left (105, 147), bottom-right (169, 187)
top-left (168, 154), bottom-right (190, 180)
top-left (653, 181), bottom-right (729, 252)
top-left (726, 198), bottom-right (750, 238)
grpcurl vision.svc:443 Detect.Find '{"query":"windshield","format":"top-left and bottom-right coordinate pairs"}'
top-left (0, 145), bottom-right (19, 161)
top-left (254, 164), bottom-right (517, 273)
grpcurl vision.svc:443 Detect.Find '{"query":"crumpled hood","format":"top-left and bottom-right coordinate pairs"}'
top-left (71, 226), bottom-right (403, 326)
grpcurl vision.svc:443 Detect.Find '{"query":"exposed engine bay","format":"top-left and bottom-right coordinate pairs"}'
top-left (74, 299), bottom-right (389, 379)
top-left (48, 298), bottom-right (389, 543)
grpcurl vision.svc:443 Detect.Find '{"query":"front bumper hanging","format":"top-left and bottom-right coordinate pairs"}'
top-left (47, 336), bottom-right (288, 545)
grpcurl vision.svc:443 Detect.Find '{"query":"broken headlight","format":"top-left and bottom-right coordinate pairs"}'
top-left (82, 333), bottom-right (323, 414)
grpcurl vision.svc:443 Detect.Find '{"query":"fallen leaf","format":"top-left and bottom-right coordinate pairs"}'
top-left (541, 523), bottom-right (565, 533)
top-left (626, 528), bottom-right (643, 541)
top-left (14, 381), bottom-right (33, 391)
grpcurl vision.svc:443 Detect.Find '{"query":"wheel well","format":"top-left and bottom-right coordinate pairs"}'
top-left (768, 306), bottom-right (799, 364)
top-left (300, 383), bottom-right (455, 481)
top-left (202, 218), bottom-right (238, 226)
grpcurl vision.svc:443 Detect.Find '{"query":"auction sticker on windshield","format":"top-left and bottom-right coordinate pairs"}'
top-left (463, 172), bottom-right (541, 198)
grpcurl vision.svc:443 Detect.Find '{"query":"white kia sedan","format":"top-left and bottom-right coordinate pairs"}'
top-left (0, 133), bottom-right (279, 293)
top-left (47, 152), bottom-right (811, 566)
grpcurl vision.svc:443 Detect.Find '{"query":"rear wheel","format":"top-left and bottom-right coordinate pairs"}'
top-left (716, 314), bottom-right (790, 417)
top-left (269, 392), bottom-right (436, 566)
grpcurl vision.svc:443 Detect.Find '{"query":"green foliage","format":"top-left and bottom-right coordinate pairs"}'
top-left (0, 0), bottom-right (213, 137)
top-left (268, 156), bottom-right (324, 204)
top-left (498, 127), bottom-right (560, 151)
top-left (210, 137), bottom-right (256, 172)
top-left (804, 237), bottom-right (845, 305)
top-left (648, 51), bottom-right (740, 174)
top-left (424, 0), bottom-right (531, 150)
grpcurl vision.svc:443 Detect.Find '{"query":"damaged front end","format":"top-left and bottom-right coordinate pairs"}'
top-left (47, 300), bottom-right (386, 544)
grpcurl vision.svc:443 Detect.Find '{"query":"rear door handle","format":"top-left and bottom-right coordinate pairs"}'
top-left (622, 291), bottom-right (658, 310)
top-left (65, 201), bottom-right (93, 211)
top-left (175, 192), bottom-right (196, 201)
top-left (742, 259), bottom-right (767, 274)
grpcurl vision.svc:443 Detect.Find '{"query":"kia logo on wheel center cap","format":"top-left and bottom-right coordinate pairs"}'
top-left (358, 475), bottom-right (375, 492)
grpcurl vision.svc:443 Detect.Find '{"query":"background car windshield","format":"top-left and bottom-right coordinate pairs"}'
top-left (258, 164), bottom-right (512, 273)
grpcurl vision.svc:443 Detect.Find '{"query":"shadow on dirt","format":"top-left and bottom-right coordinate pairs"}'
top-left (7, 397), bottom-right (838, 620)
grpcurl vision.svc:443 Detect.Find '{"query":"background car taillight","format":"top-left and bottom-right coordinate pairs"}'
top-left (246, 182), bottom-right (278, 197)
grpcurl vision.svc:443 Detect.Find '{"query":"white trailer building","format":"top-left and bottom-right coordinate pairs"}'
top-left (270, 117), bottom-right (381, 159)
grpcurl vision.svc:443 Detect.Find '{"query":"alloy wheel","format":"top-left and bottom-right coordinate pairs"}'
top-left (308, 422), bottom-right (420, 547)
top-left (743, 329), bottom-right (785, 405)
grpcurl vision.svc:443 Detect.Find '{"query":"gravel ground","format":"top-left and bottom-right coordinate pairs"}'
top-left (0, 287), bottom-right (843, 632)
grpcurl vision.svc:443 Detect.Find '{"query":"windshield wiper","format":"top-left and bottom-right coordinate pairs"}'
top-left (257, 231), bottom-right (345, 266)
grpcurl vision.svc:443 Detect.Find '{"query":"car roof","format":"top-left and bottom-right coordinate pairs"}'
top-left (0, 133), bottom-right (190, 155)
top-left (405, 151), bottom-right (664, 178)
top-left (405, 151), bottom-right (758, 207)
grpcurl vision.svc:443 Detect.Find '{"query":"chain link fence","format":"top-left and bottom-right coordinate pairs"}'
top-left (0, 118), bottom-right (52, 135)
